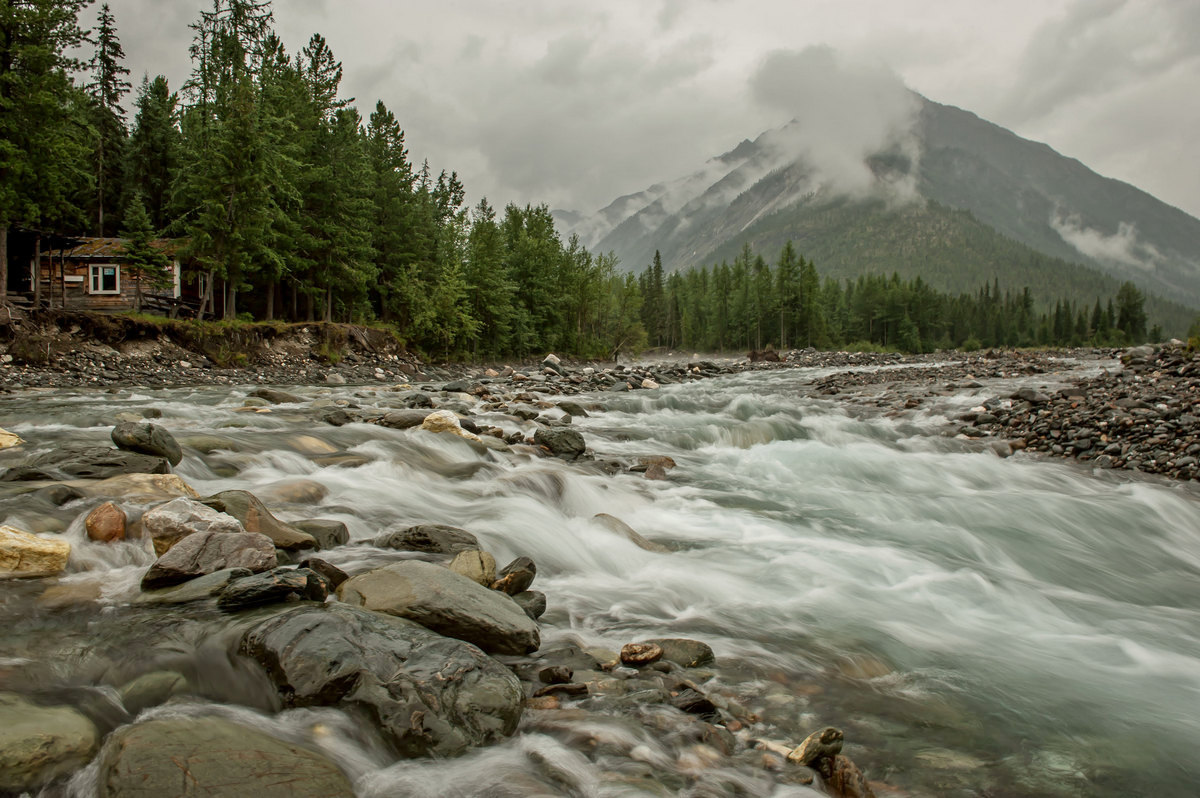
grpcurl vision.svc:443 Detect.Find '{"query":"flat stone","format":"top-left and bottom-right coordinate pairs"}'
top-left (374, 523), bottom-right (479, 555)
top-left (142, 497), bottom-right (245, 555)
top-left (111, 421), bottom-right (183, 466)
top-left (338, 559), bottom-right (540, 655)
top-left (133, 567), bottom-right (252, 605)
top-left (201, 490), bottom-right (316, 551)
top-left (0, 692), bottom-right (98, 793)
top-left (141, 531), bottom-right (276, 590)
top-left (78, 473), bottom-right (199, 503)
top-left (293, 519), bottom-right (349, 550)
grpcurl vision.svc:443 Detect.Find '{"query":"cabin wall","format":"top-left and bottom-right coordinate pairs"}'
top-left (36, 259), bottom-right (180, 312)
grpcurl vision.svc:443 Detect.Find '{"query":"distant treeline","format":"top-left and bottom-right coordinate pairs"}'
top-left (0, 0), bottom-right (1163, 359)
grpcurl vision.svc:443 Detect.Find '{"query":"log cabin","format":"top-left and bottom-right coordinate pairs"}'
top-left (38, 237), bottom-right (185, 314)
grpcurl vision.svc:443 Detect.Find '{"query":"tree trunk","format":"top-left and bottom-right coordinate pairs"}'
top-left (324, 286), bottom-right (332, 323)
top-left (32, 234), bottom-right (41, 307)
top-left (264, 280), bottom-right (275, 321)
top-left (0, 224), bottom-right (8, 304)
top-left (225, 280), bottom-right (237, 320)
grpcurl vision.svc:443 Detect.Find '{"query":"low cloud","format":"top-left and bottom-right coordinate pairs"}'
top-left (1051, 212), bottom-right (1162, 271)
top-left (749, 46), bottom-right (921, 200)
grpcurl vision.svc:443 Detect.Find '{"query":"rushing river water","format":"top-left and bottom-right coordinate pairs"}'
top-left (1, 363), bottom-right (1198, 797)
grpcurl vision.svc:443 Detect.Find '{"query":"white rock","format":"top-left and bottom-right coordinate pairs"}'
top-left (142, 498), bottom-right (245, 556)
top-left (0, 427), bottom-right (23, 450)
top-left (420, 410), bottom-right (482, 442)
top-left (641, 378), bottom-right (660, 389)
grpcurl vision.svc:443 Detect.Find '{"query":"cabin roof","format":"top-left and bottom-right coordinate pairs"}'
top-left (44, 237), bottom-right (183, 259)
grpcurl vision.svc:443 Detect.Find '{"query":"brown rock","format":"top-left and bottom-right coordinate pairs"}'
top-left (620, 642), bottom-right (664, 666)
top-left (86, 502), bottom-right (127, 543)
top-left (525, 695), bottom-right (560, 710)
top-left (829, 754), bottom-right (877, 798)
top-left (787, 726), bottom-right (844, 779)
top-left (449, 549), bottom-right (497, 586)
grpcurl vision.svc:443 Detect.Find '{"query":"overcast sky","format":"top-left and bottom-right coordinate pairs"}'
top-left (101, 0), bottom-right (1200, 218)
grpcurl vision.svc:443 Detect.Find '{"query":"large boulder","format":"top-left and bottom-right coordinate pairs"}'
top-left (533, 427), bottom-right (586, 459)
top-left (0, 525), bottom-right (71, 578)
top-left (141, 530), bottom-right (276, 590)
top-left (79, 473), bottom-right (199, 503)
top-left (142, 497), bottom-right (245, 555)
top-left (216, 567), bottom-right (329, 612)
top-left (338, 560), bottom-right (540, 655)
top-left (293, 518), bottom-right (350, 549)
top-left (30, 446), bottom-right (170, 479)
top-left (111, 421), bottom-right (183, 466)
top-left (0, 692), bottom-right (98, 793)
top-left (374, 523), bottom-right (479, 555)
top-left (95, 715), bottom-right (353, 798)
top-left (201, 490), bottom-right (317, 551)
top-left (240, 604), bottom-right (524, 757)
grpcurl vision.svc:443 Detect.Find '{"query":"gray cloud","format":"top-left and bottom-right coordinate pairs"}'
top-left (1051, 213), bottom-right (1162, 271)
top-left (750, 46), bottom-right (921, 200)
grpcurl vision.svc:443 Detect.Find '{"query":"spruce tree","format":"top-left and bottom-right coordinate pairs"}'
top-left (87, 2), bottom-right (130, 235)
top-left (119, 193), bottom-right (170, 313)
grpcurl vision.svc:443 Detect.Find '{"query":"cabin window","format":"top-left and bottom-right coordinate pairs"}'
top-left (89, 264), bottom-right (120, 294)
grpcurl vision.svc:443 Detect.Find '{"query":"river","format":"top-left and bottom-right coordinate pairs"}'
top-left (1, 360), bottom-right (1197, 796)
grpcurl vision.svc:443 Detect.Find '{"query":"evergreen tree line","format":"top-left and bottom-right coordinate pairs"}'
top-left (638, 242), bottom-right (1156, 353)
top-left (0, 0), bottom-right (1161, 359)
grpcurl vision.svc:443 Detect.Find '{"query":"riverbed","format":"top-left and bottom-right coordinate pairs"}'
top-left (1, 357), bottom-right (1198, 797)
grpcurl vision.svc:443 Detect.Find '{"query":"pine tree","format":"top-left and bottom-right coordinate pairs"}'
top-left (87, 2), bottom-right (130, 235)
top-left (126, 75), bottom-right (181, 230)
top-left (119, 192), bottom-right (170, 313)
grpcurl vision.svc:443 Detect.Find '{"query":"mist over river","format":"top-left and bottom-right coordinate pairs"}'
top-left (1, 360), bottom-right (1197, 797)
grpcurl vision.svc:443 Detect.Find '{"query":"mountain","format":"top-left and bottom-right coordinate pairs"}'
top-left (557, 96), bottom-right (1200, 329)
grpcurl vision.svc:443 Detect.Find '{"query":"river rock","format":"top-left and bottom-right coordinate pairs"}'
top-left (201, 489), bottom-right (317, 551)
top-left (829, 754), bottom-right (878, 798)
top-left (111, 421), bottom-right (183, 466)
top-left (293, 518), bottom-right (350, 549)
top-left (248, 387), bottom-right (305, 404)
top-left (133, 567), bottom-right (252, 605)
top-left (620, 642), bottom-right (664, 666)
top-left (117, 670), bottom-right (190, 715)
top-left (533, 427), bottom-right (586, 459)
top-left (0, 525), bottom-right (71, 577)
top-left (30, 446), bottom-right (170, 479)
top-left (0, 426), bottom-right (24, 449)
top-left (491, 556), bottom-right (537, 595)
top-left (142, 497), bottom-right (245, 555)
top-left (641, 637), bottom-right (716, 668)
top-left (85, 501), bottom-right (127, 542)
top-left (255, 479), bottom-right (329, 505)
top-left (338, 559), bottom-right (540, 655)
top-left (513, 589), bottom-right (547, 620)
top-left (788, 726), bottom-right (844, 778)
top-left (421, 409), bottom-right (483, 442)
top-left (379, 409), bottom-right (430, 429)
top-left (240, 603), bottom-right (524, 757)
top-left (298, 556), bottom-right (349, 589)
top-left (592, 513), bottom-right (671, 553)
top-left (79, 472), bottom-right (199, 503)
top-left (216, 567), bottom-right (328, 611)
top-left (449, 549), bottom-right (497, 586)
top-left (0, 692), bottom-right (98, 793)
top-left (374, 523), bottom-right (479, 554)
top-left (35, 484), bottom-right (86, 506)
top-left (141, 530), bottom-right (276, 589)
top-left (95, 715), bottom-right (353, 798)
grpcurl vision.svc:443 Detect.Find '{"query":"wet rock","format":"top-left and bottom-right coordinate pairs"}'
top-left (338, 559), bottom-right (540, 655)
top-left (95, 715), bottom-right (353, 798)
top-left (557, 400), bottom-right (589, 418)
top-left (142, 497), bottom-right (245, 555)
top-left (241, 603), bottom-right (524, 757)
top-left (117, 670), bottom-right (190, 715)
top-left (513, 589), bottom-right (547, 620)
top-left (256, 479), bottom-right (329, 505)
top-left (671, 688), bottom-right (719, 720)
top-left (133, 567), bottom-right (252, 605)
top-left (79, 473), bottom-right (198, 503)
top-left (298, 556), bottom-right (349, 589)
top-left (201, 489), bottom-right (317, 551)
top-left (111, 421), bottom-right (183, 466)
top-left (592, 513), bottom-right (671, 553)
top-left (491, 556), bottom-right (536, 595)
top-left (374, 522), bottom-right (480, 555)
top-left (0, 692), bottom-right (98, 793)
top-left (141, 530), bottom-right (276, 590)
top-left (533, 682), bottom-right (588, 698)
top-left (85, 501), bottom-right (127, 542)
top-left (621, 642), bottom-right (664, 666)
top-left (0, 426), bottom-right (24, 449)
top-left (34, 484), bottom-right (87, 506)
top-left (533, 426), bottom-right (586, 459)
top-left (293, 518), bottom-right (350, 550)
top-left (450, 549), bottom-right (497, 586)
top-left (248, 387), bottom-right (305, 404)
top-left (378, 409), bottom-right (429, 429)
top-left (787, 726), bottom-right (844, 778)
top-left (539, 665), bottom-right (573, 684)
top-left (829, 754), bottom-right (878, 798)
top-left (420, 409), bottom-right (482, 442)
top-left (642, 638), bottom-right (716, 668)
top-left (216, 567), bottom-right (328, 611)
top-left (1011, 386), bottom-right (1051, 403)
top-left (0, 525), bottom-right (71, 578)
top-left (30, 446), bottom-right (170, 479)
top-left (320, 407), bottom-right (353, 426)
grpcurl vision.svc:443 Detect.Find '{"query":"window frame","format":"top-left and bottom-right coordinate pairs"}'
top-left (89, 263), bottom-right (121, 295)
